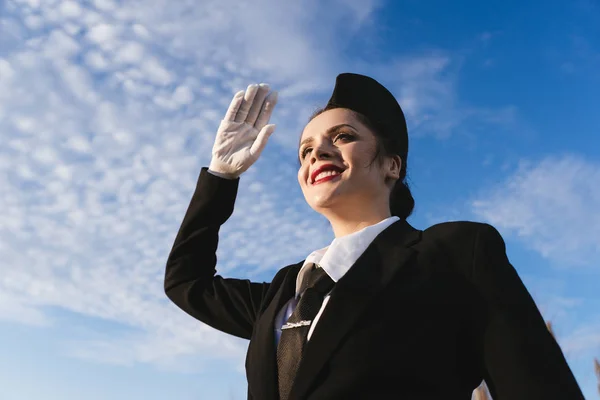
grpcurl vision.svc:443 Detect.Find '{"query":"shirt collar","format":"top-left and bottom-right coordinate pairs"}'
top-left (295, 216), bottom-right (400, 296)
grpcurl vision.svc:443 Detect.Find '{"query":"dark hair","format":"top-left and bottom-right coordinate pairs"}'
top-left (304, 105), bottom-right (415, 220)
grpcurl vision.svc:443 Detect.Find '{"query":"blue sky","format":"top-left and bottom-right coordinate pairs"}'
top-left (0, 0), bottom-right (598, 398)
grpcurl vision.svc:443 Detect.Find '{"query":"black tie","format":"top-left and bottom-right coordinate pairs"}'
top-left (276, 263), bottom-right (335, 400)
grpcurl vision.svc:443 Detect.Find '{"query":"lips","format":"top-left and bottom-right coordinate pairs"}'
top-left (310, 164), bottom-right (345, 184)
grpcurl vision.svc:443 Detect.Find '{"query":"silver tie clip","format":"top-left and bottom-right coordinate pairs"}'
top-left (281, 320), bottom-right (312, 330)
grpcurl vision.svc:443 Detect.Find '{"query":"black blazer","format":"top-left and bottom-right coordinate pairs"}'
top-left (164, 168), bottom-right (584, 400)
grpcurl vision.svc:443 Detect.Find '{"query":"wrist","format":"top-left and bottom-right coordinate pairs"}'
top-left (207, 168), bottom-right (239, 180)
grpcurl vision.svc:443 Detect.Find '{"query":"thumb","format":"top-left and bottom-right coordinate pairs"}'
top-left (249, 124), bottom-right (276, 158)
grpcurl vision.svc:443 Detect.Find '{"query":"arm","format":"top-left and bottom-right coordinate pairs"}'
top-left (164, 167), bottom-right (268, 340)
top-left (165, 83), bottom-right (279, 339)
top-left (472, 223), bottom-right (584, 399)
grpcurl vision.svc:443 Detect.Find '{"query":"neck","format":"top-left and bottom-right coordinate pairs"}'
top-left (325, 207), bottom-right (394, 237)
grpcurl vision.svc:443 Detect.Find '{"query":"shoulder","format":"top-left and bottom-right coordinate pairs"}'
top-left (422, 220), bottom-right (503, 246)
top-left (418, 221), bottom-right (507, 275)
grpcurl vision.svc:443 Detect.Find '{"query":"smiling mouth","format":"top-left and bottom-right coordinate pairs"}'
top-left (312, 170), bottom-right (343, 185)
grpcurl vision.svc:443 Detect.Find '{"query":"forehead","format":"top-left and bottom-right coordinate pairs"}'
top-left (300, 108), bottom-right (363, 142)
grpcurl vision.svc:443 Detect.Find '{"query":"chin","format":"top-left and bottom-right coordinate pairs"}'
top-left (308, 193), bottom-right (347, 214)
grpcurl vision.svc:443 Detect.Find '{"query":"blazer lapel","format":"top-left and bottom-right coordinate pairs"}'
top-left (246, 262), bottom-right (301, 400)
top-left (289, 219), bottom-right (422, 400)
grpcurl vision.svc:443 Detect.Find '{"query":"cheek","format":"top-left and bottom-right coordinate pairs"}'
top-left (350, 144), bottom-right (376, 169)
top-left (297, 167), bottom-right (305, 186)
top-left (343, 147), bottom-right (367, 169)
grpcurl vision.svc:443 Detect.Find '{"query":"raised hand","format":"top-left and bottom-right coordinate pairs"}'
top-left (209, 83), bottom-right (278, 179)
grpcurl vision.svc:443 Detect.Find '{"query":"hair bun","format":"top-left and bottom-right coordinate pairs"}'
top-left (390, 181), bottom-right (414, 220)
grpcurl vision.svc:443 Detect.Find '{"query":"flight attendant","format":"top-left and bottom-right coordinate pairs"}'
top-left (164, 73), bottom-right (584, 399)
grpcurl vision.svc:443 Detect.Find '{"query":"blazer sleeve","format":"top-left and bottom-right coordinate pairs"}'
top-left (471, 223), bottom-right (584, 399)
top-left (164, 167), bottom-right (270, 340)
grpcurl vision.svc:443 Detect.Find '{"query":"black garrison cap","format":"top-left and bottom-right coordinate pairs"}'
top-left (325, 73), bottom-right (408, 160)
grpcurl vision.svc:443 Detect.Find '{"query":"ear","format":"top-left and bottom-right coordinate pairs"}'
top-left (386, 154), bottom-right (402, 180)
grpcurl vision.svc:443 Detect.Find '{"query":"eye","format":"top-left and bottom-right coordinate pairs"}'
top-left (300, 147), bottom-right (312, 159)
top-left (299, 133), bottom-right (354, 160)
top-left (334, 133), bottom-right (354, 142)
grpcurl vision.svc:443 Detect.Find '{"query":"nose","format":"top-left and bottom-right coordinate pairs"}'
top-left (310, 144), bottom-right (334, 164)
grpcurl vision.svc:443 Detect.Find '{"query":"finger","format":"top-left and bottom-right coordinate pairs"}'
top-left (224, 90), bottom-right (245, 121)
top-left (245, 83), bottom-right (270, 125)
top-left (250, 124), bottom-right (276, 159)
top-left (234, 84), bottom-right (259, 123)
top-left (254, 91), bottom-right (278, 130)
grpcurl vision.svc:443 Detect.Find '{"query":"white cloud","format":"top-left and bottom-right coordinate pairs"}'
top-left (84, 50), bottom-right (109, 70)
top-left (44, 29), bottom-right (81, 59)
top-left (173, 85), bottom-right (194, 106)
top-left (0, 59), bottom-right (15, 80)
top-left (32, 145), bottom-right (60, 164)
top-left (0, 292), bottom-right (51, 327)
top-left (59, 62), bottom-right (98, 103)
top-left (140, 57), bottom-right (172, 86)
top-left (132, 23), bottom-right (150, 40)
top-left (113, 41), bottom-right (145, 64)
top-left (93, 0), bottom-right (117, 12)
top-left (472, 155), bottom-right (600, 267)
top-left (23, 14), bottom-right (43, 29)
top-left (87, 22), bottom-right (119, 46)
top-left (59, 0), bottom-right (83, 18)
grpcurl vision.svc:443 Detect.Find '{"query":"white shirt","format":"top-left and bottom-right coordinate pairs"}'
top-left (274, 216), bottom-right (400, 345)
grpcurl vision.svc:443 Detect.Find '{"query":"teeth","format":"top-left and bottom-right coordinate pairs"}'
top-left (314, 170), bottom-right (340, 182)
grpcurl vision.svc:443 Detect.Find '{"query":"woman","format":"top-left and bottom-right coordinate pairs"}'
top-left (164, 73), bottom-right (584, 399)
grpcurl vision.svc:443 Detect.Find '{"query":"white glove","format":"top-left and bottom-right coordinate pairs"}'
top-left (208, 83), bottom-right (278, 179)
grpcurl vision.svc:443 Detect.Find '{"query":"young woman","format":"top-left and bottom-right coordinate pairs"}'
top-left (164, 73), bottom-right (584, 400)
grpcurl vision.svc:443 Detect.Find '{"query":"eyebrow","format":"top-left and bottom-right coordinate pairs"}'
top-left (299, 123), bottom-right (358, 151)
